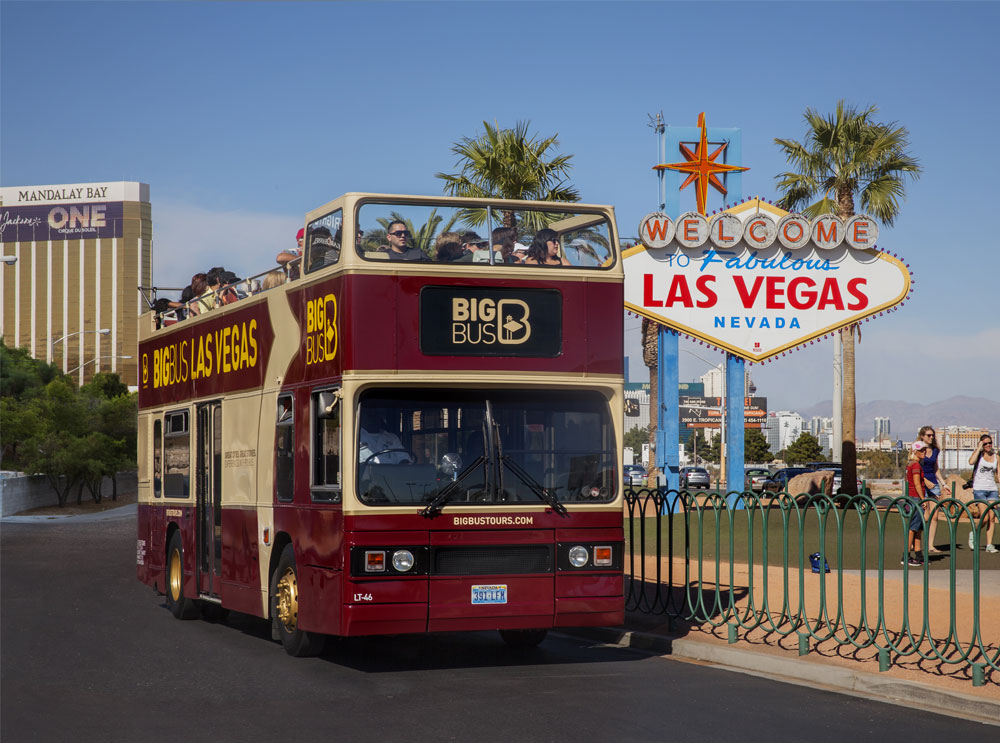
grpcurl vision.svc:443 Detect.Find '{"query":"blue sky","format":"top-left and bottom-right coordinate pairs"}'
top-left (3, 1), bottom-right (997, 414)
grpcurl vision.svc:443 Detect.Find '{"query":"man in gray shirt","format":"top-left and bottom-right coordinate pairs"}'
top-left (385, 220), bottom-right (425, 261)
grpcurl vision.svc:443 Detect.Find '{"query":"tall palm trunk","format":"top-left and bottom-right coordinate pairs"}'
top-left (837, 186), bottom-right (859, 494)
top-left (841, 325), bottom-right (858, 494)
top-left (641, 318), bottom-right (659, 476)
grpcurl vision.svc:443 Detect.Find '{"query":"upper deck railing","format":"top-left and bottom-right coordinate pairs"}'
top-left (140, 193), bottom-right (621, 331)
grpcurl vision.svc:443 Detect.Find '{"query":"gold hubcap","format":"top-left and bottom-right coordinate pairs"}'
top-left (275, 567), bottom-right (298, 632)
top-left (169, 547), bottom-right (182, 601)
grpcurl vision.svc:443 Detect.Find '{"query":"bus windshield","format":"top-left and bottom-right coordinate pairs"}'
top-left (355, 200), bottom-right (614, 268)
top-left (357, 389), bottom-right (617, 507)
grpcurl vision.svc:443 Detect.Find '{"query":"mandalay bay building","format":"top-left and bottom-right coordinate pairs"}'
top-left (1, 181), bottom-right (151, 386)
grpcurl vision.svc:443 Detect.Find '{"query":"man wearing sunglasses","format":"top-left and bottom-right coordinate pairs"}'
top-left (385, 220), bottom-right (425, 261)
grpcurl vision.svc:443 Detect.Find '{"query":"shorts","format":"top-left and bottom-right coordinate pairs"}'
top-left (902, 500), bottom-right (924, 532)
top-left (926, 484), bottom-right (941, 499)
top-left (973, 490), bottom-right (999, 503)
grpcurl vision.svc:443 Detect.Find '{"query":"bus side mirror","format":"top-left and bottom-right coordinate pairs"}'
top-left (317, 390), bottom-right (341, 419)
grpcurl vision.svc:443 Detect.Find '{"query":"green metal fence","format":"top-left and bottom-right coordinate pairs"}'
top-left (624, 487), bottom-right (999, 686)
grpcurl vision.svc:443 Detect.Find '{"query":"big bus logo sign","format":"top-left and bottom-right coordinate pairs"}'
top-left (420, 286), bottom-right (563, 358)
top-left (305, 293), bottom-right (338, 365)
top-left (149, 318), bottom-right (259, 389)
top-left (451, 297), bottom-right (532, 345)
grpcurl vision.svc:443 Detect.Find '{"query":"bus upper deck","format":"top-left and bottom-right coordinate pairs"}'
top-left (139, 194), bottom-right (623, 397)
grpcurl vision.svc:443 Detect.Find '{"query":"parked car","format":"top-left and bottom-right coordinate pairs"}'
top-left (623, 464), bottom-right (647, 488)
top-left (680, 466), bottom-right (711, 489)
top-left (762, 467), bottom-right (814, 492)
top-left (744, 467), bottom-right (772, 492)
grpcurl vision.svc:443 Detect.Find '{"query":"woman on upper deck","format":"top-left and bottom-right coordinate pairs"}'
top-left (524, 228), bottom-right (570, 266)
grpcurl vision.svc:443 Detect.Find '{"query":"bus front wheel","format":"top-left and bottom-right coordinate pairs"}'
top-left (166, 532), bottom-right (198, 620)
top-left (270, 544), bottom-right (325, 657)
top-left (499, 629), bottom-right (548, 647)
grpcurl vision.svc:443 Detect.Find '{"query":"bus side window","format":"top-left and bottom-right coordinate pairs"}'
top-left (312, 389), bottom-right (341, 502)
top-left (153, 419), bottom-right (162, 498)
top-left (164, 410), bottom-right (190, 498)
top-left (275, 395), bottom-right (294, 502)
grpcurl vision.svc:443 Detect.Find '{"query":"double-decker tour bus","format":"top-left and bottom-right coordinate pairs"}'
top-left (136, 193), bottom-right (624, 656)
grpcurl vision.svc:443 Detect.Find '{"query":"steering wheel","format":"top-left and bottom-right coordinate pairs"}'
top-left (359, 448), bottom-right (418, 483)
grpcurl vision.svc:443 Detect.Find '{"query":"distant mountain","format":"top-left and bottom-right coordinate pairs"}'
top-left (797, 396), bottom-right (1000, 440)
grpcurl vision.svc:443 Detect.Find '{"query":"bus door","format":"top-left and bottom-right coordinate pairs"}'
top-left (196, 401), bottom-right (223, 597)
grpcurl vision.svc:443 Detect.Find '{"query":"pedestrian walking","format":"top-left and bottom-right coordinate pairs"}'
top-left (902, 441), bottom-right (928, 566)
top-left (917, 426), bottom-right (944, 552)
top-left (967, 434), bottom-right (999, 553)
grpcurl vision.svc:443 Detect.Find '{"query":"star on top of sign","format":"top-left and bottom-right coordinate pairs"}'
top-left (653, 112), bottom-right (749, 216)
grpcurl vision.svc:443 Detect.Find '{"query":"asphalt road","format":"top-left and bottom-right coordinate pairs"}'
top-left (1, 509), bottom-right (990, 742)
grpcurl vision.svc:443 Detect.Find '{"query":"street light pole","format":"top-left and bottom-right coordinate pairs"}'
top-left (50, 327), bottom-right (110, 364)
top-left (66, 355), bottom-right (132, 375)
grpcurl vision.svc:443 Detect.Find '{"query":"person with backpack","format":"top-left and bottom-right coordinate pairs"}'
top-left (967, 434), bottom-right (999, 553)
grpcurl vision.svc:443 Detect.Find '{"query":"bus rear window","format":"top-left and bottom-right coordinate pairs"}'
top-left (355, 201), bottom-right (613, 268)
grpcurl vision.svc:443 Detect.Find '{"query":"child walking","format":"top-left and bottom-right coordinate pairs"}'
top-left (903, 441), bottom-right (929, 566)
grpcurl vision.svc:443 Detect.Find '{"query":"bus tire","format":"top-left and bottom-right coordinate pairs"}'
top-left (499, 628), bottom-right (547, 647)
top-left (166, 532), bottom-right (199, 620)
top-left (271, 544), bottom-right (325, 657)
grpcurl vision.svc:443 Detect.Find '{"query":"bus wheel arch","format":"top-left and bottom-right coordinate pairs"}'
top-left (166, 529), bottom-right (199, 620)
top-left (269, 542), bottom-right (325, 657)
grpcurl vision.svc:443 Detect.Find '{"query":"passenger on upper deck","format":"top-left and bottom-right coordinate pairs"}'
top-left (524, 228), bottom-right (571, 266)
top-left (190, 273), bottom-right (213, 315)
top-left (456, 230), bottom-right (502, 263)
top-left (385, 220), bottom-right (426, 261)
top-left (207, 268), bottom-right (241, 305)
top-left (434, 231), bottom-right (465, 262)
top-left (261, 270), bottom-right (285, 291)
top-left (276, 228), bottom-right (304, 280)
top-left (491, 226), bottom-right (517, 264)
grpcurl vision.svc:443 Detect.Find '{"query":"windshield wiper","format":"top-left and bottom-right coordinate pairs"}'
top-left (499, 456), bottom-right (568, 516)
top-left (420, 456), bottom-right (486, 518)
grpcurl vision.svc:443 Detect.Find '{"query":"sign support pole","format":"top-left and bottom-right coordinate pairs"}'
top-left (657, 327), bottom-right (680, 497)
top-left (725, 353), bottom-right (745, 508)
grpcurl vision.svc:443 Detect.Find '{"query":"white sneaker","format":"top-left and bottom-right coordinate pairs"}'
top-left (969, 531), bottom-right (977, 549)
top-left (986, 544), bottom-right (999, 554)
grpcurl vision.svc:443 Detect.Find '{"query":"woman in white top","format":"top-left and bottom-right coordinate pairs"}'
top-left (967, 434), bottom-right (998, 552)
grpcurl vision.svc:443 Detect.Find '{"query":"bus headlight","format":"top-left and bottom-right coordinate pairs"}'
top-left (392, 549), bottom-right (415, 572)
top-left (568, 545), bottom-right (589, 568)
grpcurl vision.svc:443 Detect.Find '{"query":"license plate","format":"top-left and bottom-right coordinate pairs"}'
top-left (471, 584), bottom-right (507, 604)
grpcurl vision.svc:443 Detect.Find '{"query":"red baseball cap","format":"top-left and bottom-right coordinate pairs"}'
top-left (296, 228), bottom-right (305, 240)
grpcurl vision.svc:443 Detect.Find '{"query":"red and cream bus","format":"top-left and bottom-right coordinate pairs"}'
top-left (136, 193), bottom-right (624, 656)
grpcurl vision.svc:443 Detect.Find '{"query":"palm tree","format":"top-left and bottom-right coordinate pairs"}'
top-left (774, 101), bottom-right (921, 494)
top-left (436, 120), bottom-right (580, 231)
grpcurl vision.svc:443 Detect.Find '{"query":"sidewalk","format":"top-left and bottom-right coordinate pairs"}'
top-left (567, 556), bottom-right (1000, 725)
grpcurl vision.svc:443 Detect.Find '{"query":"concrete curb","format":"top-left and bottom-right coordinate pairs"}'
top-left (563, 626), bottom-right (1000, 726)
top-left (1, 503), bottom-right (137, 524)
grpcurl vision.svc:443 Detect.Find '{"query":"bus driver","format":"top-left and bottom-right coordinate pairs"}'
top-left (359, 409), bottom-right (414, 464)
